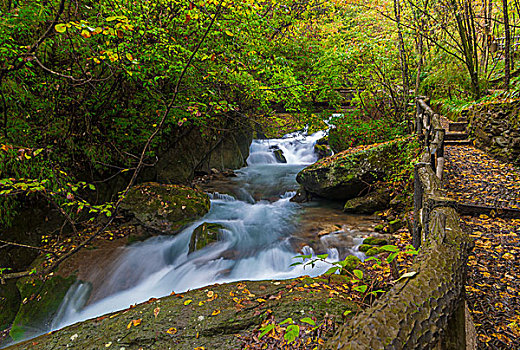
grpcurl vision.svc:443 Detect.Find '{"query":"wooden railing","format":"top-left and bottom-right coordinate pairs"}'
top-left (415, 98), bottom-right (445, 180)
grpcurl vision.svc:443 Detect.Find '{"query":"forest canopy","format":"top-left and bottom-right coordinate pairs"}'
top-left (1, 0), bottom-right (519, 228)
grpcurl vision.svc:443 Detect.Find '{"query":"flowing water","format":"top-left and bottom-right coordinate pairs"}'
top-left (51, 129), bottom-right (374, 330)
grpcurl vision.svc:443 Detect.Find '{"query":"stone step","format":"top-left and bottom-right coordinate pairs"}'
top-left (448, 122), bottom-right (468, 132)
top-left (445, 140), bottom-right (472, 146)
top-left (445, 132), bottom-right (469, 141)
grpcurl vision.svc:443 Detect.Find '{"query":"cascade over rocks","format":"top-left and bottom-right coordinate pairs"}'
top-left (296, 139), bottom-right (407, 200)
top-left (120, 183), bottom-right (210, 234)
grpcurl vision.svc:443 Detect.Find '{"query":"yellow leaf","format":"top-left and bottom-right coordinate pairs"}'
top-left (127, 318), bottom-right (142, 329)
top-left (225, 30), bottom-right (234, 36)
top-left (81, 30), bottom-right (91, 38)
top-left (256, 298), bottom-right (266, 303)
top-left (184, 299), bottom-right (193, 305)
top-left (206, 291), bottom-right (214, 298)
top-left (55, 23), bottom-right (67, 33)
top-left (166, 327), bottom-right (177, 334)
top-left (211, 310), bottom-right (220, 316)
top-left (126, 53), bottom-right (133, 61)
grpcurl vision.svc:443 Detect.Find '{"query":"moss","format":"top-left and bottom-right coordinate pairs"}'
top-left (363, 237), bottom-right (388, 246)
top-left (121, 183), bottom-right (210, 234)
top-left (340, 255), bottom-right (361, 274)
top-left (374, 224), bottom-right (384, 232)
top-left (189, 223), bottom-right (224, 253)
top-left (297, 137), bottom-right (413, 200)
top-left (365, 247), bottom-right (383, 257)
top-left (0, 281), bottom-right (21, 331)
top-left (6, 278), bottom-right (358, 350)
top-left (10, 274), bottom-right (76, 341)
top-left (358, 244), bottom-right (372, 252)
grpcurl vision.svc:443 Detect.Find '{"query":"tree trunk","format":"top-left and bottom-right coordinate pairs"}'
top-left (503, 0), bottom-right (511, 89)
top-left (394, 0), bottom-right (410, 116)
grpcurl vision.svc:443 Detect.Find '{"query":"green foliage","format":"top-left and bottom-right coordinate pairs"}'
top-left (328, 111), bottom-right (408, 152)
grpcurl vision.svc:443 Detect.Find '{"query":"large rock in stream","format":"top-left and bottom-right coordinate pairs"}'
top-left (4, 277), bottom-right (357, 350)
top-left (296, 138), bottom-right (409, 200)
top-left (120, 183), bottom-right (210, 234)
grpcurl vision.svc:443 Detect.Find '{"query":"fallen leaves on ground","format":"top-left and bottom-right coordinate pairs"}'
top-left (445, 144), bottom-right (520, 349)
top-left (444, 146), bottom-right (520, 209)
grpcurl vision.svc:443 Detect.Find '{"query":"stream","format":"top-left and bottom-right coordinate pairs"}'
top-left (51, 129), bottom-right (377, 330)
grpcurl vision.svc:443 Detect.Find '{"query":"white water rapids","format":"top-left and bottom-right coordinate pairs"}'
top-left (50, 129), bottom-right (365, 331)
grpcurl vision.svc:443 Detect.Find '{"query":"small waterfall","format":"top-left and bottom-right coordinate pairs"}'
top-left (51, 127), bottom-right (354, 330)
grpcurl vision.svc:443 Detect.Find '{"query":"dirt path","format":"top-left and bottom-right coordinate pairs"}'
top-left (444, 145), bottom-right (520, 349)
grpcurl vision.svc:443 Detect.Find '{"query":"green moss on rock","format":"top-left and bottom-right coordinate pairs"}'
top-left (189, 223), bottom-right (224, 253)
top-left (121, 183), bottom-right (210, 234)
top-left (6, 278), bottom-right (358, 350)
top-left (362, 237), bottom-right (388, 246)
top-left (340, 255), bottom-right (361, 274)
top-left (365, 247), bottom-right (383, 257)
top-left (10, 274), bottom-right (76, 341)
top-left (343, 191), bottom-right (390, 214)
top-left (358, 244), bottom-right (372, 253)
top-left (0, 281), bottom-right (21, 331)
top-left (296, 138), bottom-right (411, 200)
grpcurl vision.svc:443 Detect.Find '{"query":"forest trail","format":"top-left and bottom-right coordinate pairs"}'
top-left (443, 143), bottom-right (520, 348)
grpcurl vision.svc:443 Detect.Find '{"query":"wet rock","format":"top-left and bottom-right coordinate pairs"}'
top-left (388, 219), bottom-right (404, 233)
top-left (317, 224), bottom-right (342, 237)
top-left (314, 144), bottom-right (332, 160)
top-left (358, 244), bottom-right (372, 253)
top-left (189, 223), bottom-right (224, 253)
top-left (343, 191), bottom-right (390, 214)
top-left (5, 278), bottom-right (358, 350)
top-left (365, 247), bottom-right (383, 256)
top-left (269, 146), bottom-right (287, 163)
top-left (290, 186), bottom-right (311, 203)
top-left (0, 281), bottom-right (20, 332)
top-left (156, 116), bottom-right (253, 183)
top-left (9, 274), bottom-right (76, 341)
top-left (340, 255), bottom-right (361, 274)
top-left (316, 136), bottom-right (329, 146)
top-left (296, 138), bottom-right (409, 200)
top-left (362, 237), bottom-right (388, 246)
top-left (120, 183), bottom-right (210, 234)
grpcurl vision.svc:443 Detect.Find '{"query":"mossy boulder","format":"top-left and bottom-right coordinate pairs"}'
top-left (5, 278), bottom-right (358, 350)
top-left (9, 274), bottom-right (76, 341)
top-left (343, 191), bottom-right (390, 214)
top-left (314, 144), bottom-right (332, 160)
top-left (0, 281), bottom-right (21, 332)
top-left (365, 247), bottom-right (383, 257)
top-left (189, 223), bottom-right (224, 253)
top-left (388, 219), bottom-right (404, 233)
top-left (362, 237), bottom-right (388, 246)
top-left (269, 146), bottom-right (287, 163)
top-left (121, 183), bottom-right (210, 234)
top-left (296, 138), bottom-right (408, 200)
top-left (358, 244), bottom-right (372, 253)
top-left (340, 255), bottom-right (361, 274)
